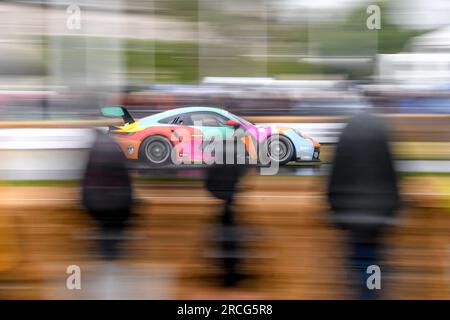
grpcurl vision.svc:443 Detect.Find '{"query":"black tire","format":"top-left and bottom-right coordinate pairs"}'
top-left (139, 135), bottom-right (173, 167)
top-left (265, 135), bottom-right (295, 165)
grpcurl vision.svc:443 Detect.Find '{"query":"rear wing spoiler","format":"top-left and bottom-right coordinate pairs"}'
top-left (101, 106), bottom-right (135, 124)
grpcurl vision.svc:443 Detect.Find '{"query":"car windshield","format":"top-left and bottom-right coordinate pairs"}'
top-left (230, 113), bottom-right (253, 126)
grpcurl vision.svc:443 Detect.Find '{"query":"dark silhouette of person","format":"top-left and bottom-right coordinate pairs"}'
top-left (81, 129), bottom-right (134, 260)
top-left (205, 163), bottom-right (247, 287)
top-left (327, 112), bottom-right (400, 299)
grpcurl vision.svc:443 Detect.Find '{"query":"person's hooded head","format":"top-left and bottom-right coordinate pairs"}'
top-left (81, 129), bottom-right (133, 215)
top-left (328, 112), bottom-right (400, 218)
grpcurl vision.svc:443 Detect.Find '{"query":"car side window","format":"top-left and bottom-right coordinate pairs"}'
top-left (158, 114), bottom-right (189, 125)
top-left (188, 112), bottom-right (228, 127)
top-left (158, 115), bottom-right (176, 124)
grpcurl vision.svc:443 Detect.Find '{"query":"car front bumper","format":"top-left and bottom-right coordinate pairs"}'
top-left (292, 135), bottom-right (320, 162)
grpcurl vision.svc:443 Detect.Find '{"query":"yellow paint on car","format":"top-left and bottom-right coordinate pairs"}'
top-left (116, 121), bottom-right (144, 133)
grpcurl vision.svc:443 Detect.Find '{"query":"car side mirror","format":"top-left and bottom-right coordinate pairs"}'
top-left (226, 119), bottom-right (240, 128)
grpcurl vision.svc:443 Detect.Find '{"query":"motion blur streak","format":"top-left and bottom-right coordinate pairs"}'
top-left (0, 0), bottom-right (449, 299)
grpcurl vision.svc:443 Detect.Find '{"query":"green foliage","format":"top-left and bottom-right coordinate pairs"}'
top-left (267, 59), bottom-right (324, 76)
top-left (154, 0), bottom-right (198, 19)
top-left (126, 40), bottom-right (199, 83)
top-left (377, 24), bottom-right (425, 54)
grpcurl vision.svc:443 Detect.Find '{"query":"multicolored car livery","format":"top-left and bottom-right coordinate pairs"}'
top-left (101, 106), bottom-right (320, 166)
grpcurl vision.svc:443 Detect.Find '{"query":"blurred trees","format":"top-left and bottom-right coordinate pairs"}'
top-left (38, 1), bottom-right (428, 83)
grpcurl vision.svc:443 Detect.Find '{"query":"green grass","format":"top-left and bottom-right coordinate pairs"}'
top-left (399, 172), bottom-right (450, 177)
top-left (2, 171), bottom-right (450, 187)
top-left (0, 180), bottom-right (78, 187)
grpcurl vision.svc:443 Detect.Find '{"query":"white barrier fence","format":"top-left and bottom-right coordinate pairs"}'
top-left (0, 128), bottom-right (97, 180)
top-left (257, 123), bottom-right (345, 144)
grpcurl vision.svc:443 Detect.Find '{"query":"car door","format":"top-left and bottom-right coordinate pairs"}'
top-left (187, 111), bottom-right (234, 141)
top-left (185, 111), bottom-right (236, 162)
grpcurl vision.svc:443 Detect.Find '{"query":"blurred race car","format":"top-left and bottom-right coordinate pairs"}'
top-left (101, 106), bottom-right (320, 166)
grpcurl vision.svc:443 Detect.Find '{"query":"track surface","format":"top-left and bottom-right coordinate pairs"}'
top-left (131, 160), bottom-right (450, 179)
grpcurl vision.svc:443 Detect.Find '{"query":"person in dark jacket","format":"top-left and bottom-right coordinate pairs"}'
top-left (327, 112), bottom-right (400, 299)
top-left (81, 129), bottom-right (134, 260)
top-left (205, 163), bottom-right (247, 287)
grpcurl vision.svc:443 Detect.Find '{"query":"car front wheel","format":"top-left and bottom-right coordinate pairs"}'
top-left (266, 135), bottom-right (294, 165)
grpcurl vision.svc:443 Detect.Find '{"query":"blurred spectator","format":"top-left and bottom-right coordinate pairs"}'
top-left (327, 112), bottom-right (400, 299)
top-left (81, 129), bottom-right (134, 260)
top-left (205, 163), bottom-right (248, 287)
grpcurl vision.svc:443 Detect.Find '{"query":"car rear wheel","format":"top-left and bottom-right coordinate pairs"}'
top-left (266, 135), bottom-right (294, 165)
top-left (140, 136), bottom-right (173, 167)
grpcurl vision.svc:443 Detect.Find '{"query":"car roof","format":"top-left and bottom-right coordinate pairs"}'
top-left (161, 106), bottom-right (227, 115)
top-left (139, 106), bottom-right (229, 123)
